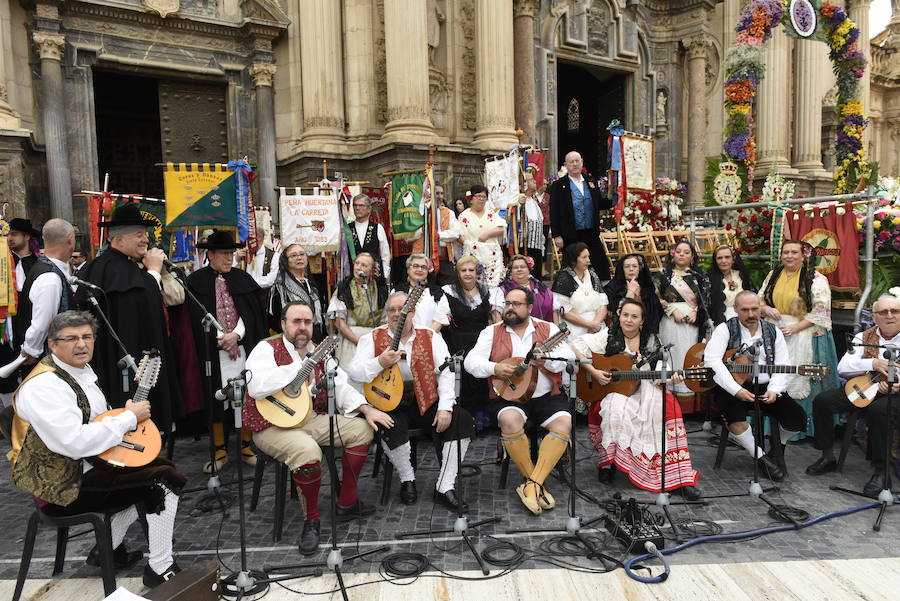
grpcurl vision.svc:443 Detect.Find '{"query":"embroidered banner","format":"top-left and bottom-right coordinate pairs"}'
top-left (389, 172), bottom-right (426, 239)
top-left (787, 202), bottom-right (860, 291)
top-left (485, 152), bottom-right (521, 210)
top-left (163, 163), bottom-right (238, 229)
top-left (279, 189), bottom-right (341, 252)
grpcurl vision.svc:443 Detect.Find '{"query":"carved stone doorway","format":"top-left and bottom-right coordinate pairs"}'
top-left (556, 62), bottom-right (627, 175)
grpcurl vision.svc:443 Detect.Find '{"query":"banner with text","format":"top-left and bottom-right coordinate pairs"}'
top-left (279, 189), bottom-right (341, 252)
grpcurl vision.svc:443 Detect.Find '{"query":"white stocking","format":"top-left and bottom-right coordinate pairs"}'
top-left (146, 490), bottom-right (179, 574)
top-left (381, 440), bottom-right (415, 482)
top-left (436, 439), bottom-right (470, 494)
top-left (730, 426), bottom-right (766, 458)
top-left (109, 506), bottom-right (138, 548)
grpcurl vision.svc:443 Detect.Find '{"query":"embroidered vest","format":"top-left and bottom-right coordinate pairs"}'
top-left (725, 317), bottom-right (777, 365)
top-left (570, 179), bottom-right (593, 230)
top-left (351, 222), bottom-right (381, 266)
top-left (372, 327), bottom-right (439, 415)
top-left (487, 320), bottom-right (562, 398)
top-left (861, 326), bottom-right (882, 360)
top-left (8, 356), bottom-right (92, 506)
top-left (242, 337), bottom-right (328, 432)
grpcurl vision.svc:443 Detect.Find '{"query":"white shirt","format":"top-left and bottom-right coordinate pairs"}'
top-left (247, 247), bottom-right (281, 289)
top-left (346, 326), bottom-right (456, 412)
top-left (704, 320), bottom-right (790, 397)
top-left (15, 354), bottom-right (136, 472)
top-left (353, 220), bottom-right (391, 280)
top-left (839, 329), bottom-right (900, 377)
top-left (245, 336), bottom-right (365, 415)
top-left (568, 174), bottom-right (585, 196)
top-left (390, 284), bottom-right (439, 330)
top-left (22, 257), bottom-right (72, 358)
top-left (13, 252), bottom-right (29, 292)
top-left (437, 210), bottom-right (460, 248)
top-left (465, 318), bottom-right (574, 398)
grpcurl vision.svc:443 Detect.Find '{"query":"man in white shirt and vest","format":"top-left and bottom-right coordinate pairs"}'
top-left (349, 194), bottom-right (391, 282)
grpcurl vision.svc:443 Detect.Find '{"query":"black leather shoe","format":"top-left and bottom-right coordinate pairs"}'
top-left (86, 543), bottom-right (143, 570)
top-left (805, 456), bottom-right (838, 476)
top-left (433, 489), bottom-right (468, 513)
top-left (142, 561), bottom-right (181, 589)
top-left (597, 467), bottom-right (614, 484)
top-left (756, 455), bottom-right (785, 481)
top-left (863, 471), bottom-right (887, 497)
top-left (335, 500), bottom-right (376, 522)
top-left (299, 519), bottom-right (321, 555)
top-left (675, 485), bottom-right (702, 501)
top-left (399, 480), bottom-right (418, 505)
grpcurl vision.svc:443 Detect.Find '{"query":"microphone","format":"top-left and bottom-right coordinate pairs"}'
top-left (66, 276), bottom-right (103, 292)
top-left (635, 343), bottom-right (674, 368)
top-left (845, 332), bottom-right (856, 353)
top-left (214, 369), bottom-right (249, 401)
top-left (434, 352), bottom-right (463, 375)
top-left (883, 345), bottom-right (899, 361)
top-left (356, 271), bottom-right (368, 290)
top-left (746, 339), bottom-right (763, 358)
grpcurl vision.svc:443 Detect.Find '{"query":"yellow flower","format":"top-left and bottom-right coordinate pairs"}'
top-left (841, 100), bottom-right (863, 117)
top-left (729, 104), bottom-right (751, 115)
top-left (894, 216), bottom-right (900, 226)
top-left (873, 220), bottom-right (881, 229)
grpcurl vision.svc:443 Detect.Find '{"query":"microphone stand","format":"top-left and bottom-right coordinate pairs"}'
top-left (830, 341), bottom-right (898, 530)
top-left (397, 354), bottom-right (500, 576)
top-left (79, 286), bottom-right (138, 395)
top-left (263, 360), bottom-right (387, 601)
top-left (164, 266), bottom-right (231, 512)
top-left (653, 344), bottom-right (684, 543)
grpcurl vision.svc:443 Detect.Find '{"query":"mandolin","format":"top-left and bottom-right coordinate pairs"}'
top-left (92, 351), bottom-right (162, 469)
top-left (255, 335), bottom-right (340, 428)
top-left (492, 326), bottom-right (571, 403)
top-left (576, 353), bottom-right (714, 404)
top-left (364, 284), bottom-right (426, 412)
top-left (844, 372), bottom-right (887, 408)
top-left (683, 342), bottom-right (831, 393)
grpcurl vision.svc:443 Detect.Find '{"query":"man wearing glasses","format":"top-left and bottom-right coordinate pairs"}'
top-left (9, 311), bottom-right (186, 588)
top-left (349, 194), bottom-right (391, 282)
top-left (465, 286), bottom-right (575, 515)
top-left (391, 254), bottom-right (443, 330)
top-left (70, 248), bottom-right (87, 275)
top-left (805, 293), bottom-right (900, 496)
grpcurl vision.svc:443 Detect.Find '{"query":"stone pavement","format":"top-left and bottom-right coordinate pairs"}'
top-left (1, 417), bottom-right (898, 589)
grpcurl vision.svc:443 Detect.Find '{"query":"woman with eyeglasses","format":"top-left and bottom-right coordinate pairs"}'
top-left (390, 253), bottom-right (444, 330)
top-left (327, 252), bottom-right (388, 373)
top-left (708, 244), bottom-right (756, 325)
top-left (457, 184), bottom-right (507, 288)
top-left (269, 243), bottom-right (325, 342)
top-left (758, 240), bottom-right (839, 433)
top-left (551, 242), bottom-right (608, 342)
top-left (491, 254), bottom-right (558, 324)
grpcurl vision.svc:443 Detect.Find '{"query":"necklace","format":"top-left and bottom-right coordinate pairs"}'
top-left (624, 332), bottom-right (640, 340)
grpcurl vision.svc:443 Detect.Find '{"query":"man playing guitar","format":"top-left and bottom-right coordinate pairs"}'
top-left (465, 286), bottom-right (575, 515)
top-left (8, 311), bottom-right (185, 588)
top-left (805, 293), bottom-right (900, 496)
top-left (347, 291), bottom-right (473, 512)
top-left (703, 291), bottom-right (806, 481)
top-left (245, 301), bottom-right (392, 555)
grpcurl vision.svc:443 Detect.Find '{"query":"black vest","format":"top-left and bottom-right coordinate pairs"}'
top-left (725, 317), bottom-right (777, 365)
top-left (14, 258), bottom-right (72, 350)
top-left (350, 222), bottom-right (381, 264)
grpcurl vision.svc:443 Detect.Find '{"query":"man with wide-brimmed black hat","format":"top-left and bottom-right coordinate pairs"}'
top-left (186, 229), bottom-right (267, 472)
top-left (8, 217), bottom-right (41, 292)
top-left (73, 204), bottom-right (185, 437)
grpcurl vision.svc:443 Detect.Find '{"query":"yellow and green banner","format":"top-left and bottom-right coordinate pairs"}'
top-left (389, 171), bottom-right (425, 240)
top-left (164, 163), bottom-right (238, 229)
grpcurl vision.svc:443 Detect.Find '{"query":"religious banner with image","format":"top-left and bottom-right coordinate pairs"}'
top-left (389, 172), bottom-right (426, 239)
top-left (621, 134), bottom-right (654, 192)
top-left (786, 202), bottom-right (860, 291)
top-left (485, 151), bottom-right (521, 210)
top-left (279, 188), bottom-right (341, 252)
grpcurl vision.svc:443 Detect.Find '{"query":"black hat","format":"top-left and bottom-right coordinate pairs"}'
top-left (196, 229), bottom-right (244, 250)
top-left (8, 218), bottom-right (40, 238)
top-left (98, 203), bottom-right (156, 228)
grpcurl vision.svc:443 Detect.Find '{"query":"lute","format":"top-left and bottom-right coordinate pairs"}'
top-left (844, 372), bottom-right (886, 408)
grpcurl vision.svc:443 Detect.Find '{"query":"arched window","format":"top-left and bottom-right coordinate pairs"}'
top-left (566, 97), bottom-right (579, 133)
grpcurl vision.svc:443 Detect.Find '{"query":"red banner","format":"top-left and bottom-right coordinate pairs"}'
top-left (786, 202), bottom-right (860, 290)
top-left (525, 150), bottom-right (546, 189)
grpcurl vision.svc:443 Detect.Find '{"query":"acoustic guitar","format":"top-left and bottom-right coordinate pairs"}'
top-left (844, 372), bottom-right (886, 408)
top-left (492, 326), bottom-right (571, 403)
top-left (92, 351), bottom-right (162, 469)
top-left (364, 284), bottom-right (426, 412)
top-left (682, 342), bottom-right (831, 393)
top-left (255, 335), bottom-right (340, 428)
top-left (576, 353), bottom-right (714, 404)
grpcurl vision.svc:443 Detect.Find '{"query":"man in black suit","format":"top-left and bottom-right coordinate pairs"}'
top-left (549, 151), bottom-right (612, 280)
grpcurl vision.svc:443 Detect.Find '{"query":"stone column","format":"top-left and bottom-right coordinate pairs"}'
top-left (792, 39), bottom-right (828, 173)
top-left (848, 0), bottom-right (871, 147)
top-left (473, 0), bottom-right (517, 150)
top-left (513, 0), bottom-right (537, 144)
top-left (382, 0), bottom-right (434, 142)
top-left (344, 0), bottom-right (379, 143)
top-left (33, 31), bottom-right (73, 221)
top-left (251, 63), bottom-right (277, 210)
top-left (298, 0), bottom-right (345, 149)
top-left (0, 3), bottom-right (19, 129)
top-left (892, 123), bottom-right (900, 177)
top-left (683, 36), bottom-right (711, 208)
top-left (755, 31), bottom-right (794, 176)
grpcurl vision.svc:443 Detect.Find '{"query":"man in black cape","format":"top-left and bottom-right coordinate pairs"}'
top-left (186, 229), bottom-right (267, 472)
top-left (73, 204), bottom-right (184, 438)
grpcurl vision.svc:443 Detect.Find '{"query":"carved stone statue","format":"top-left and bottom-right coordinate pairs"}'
top-left (427, 0), bottom-right (446, 67)
top-left (656, 90), bottom-right (667, 125)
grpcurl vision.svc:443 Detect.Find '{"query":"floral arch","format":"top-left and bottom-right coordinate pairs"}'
top-left (721, 0), bottom-right (868, 196)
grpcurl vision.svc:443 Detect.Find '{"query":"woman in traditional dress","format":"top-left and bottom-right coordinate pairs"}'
top-left (490, 254), bottom-right (558, 324)
top-left (708, 244), bottom-right (756, 325)
top-left (759, 240), bottom-right (839, 436)
top-left (516, 170), bottom-right (546, 279)
top-left (457, 184), bottom-right (507, 288)
top-left (269, 243), bottom-right (325, 342)
top-left (603, 253), bottom-right (663, 334)
top-left (432, 255), bottom-right (493, 429)
top-left (573, 298), bottom-right (700, 499)
top-left (391, 253), bottom-right (444, 330)
top-left (551, 242), bottom-right (608, 342)
top-left (327, 252), bottom-right (388, 374)
top-left (653, 240), bottom-right (710, 396)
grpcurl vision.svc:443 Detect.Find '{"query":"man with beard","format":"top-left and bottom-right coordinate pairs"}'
top-left (8, 217), bottom-right (41, 291)
top-left (465, 286), bottom-right (575, 515)
top-left (347, 292), bottom-right (473, 512)
top-left (186, 230), bottom-right (268, 472)
top-left (703, 291), bottom-right (807, 481)
top-left (74, 204), bottom-right (184, 439)
top-left (245, 301), bottom-right (391, 554)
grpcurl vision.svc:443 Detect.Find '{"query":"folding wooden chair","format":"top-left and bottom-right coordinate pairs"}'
top-left (623, 231), bottom-right (664, 272)
top-left (598, 232), bottom-right (622, 275)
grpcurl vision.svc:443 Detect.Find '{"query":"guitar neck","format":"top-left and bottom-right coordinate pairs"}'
top-left (613, 370), bottom-right (684, 381)
top-left (133, 386), bottom-right (150, 404)
top-left (389, 316), bottom-right (406, 352)
top-left (289, 357), bottom-right (316, 390)
top-left (729, 364), bottom-right (798, 375)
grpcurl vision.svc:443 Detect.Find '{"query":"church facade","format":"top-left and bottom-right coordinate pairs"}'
top-left (1, 0), bottom-right (897, 234)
